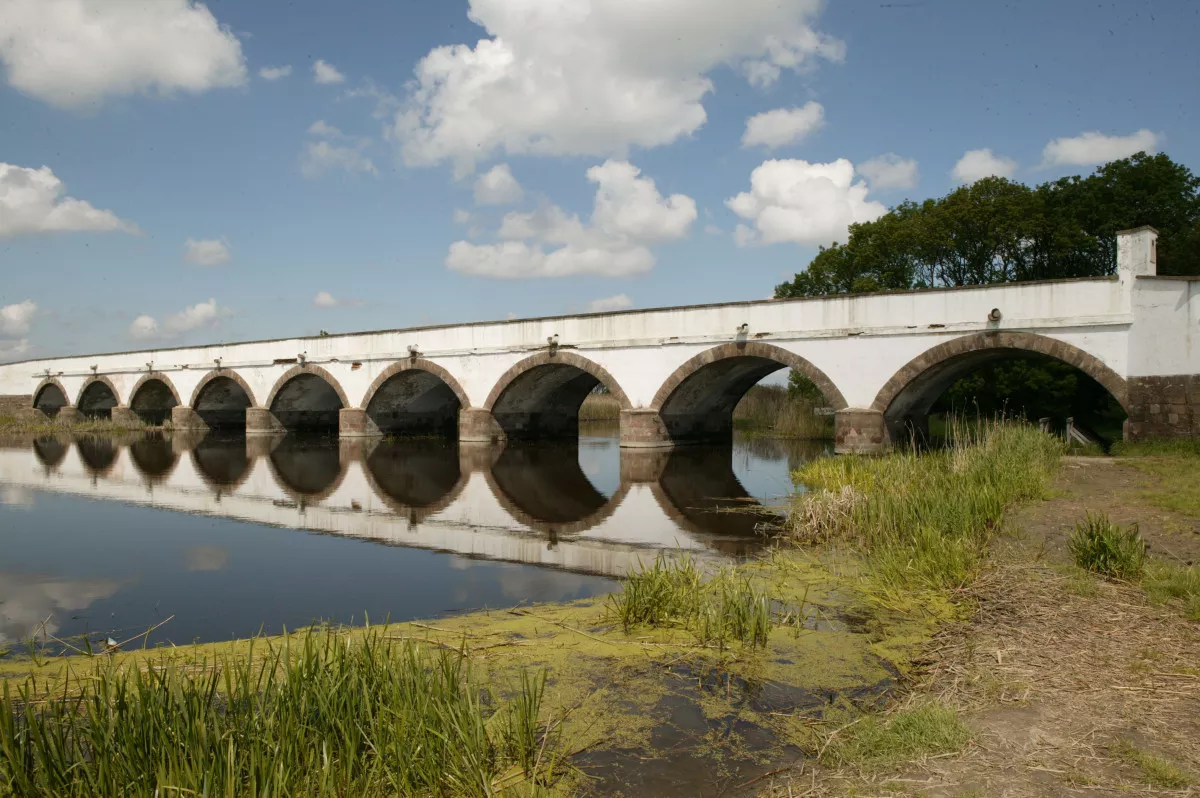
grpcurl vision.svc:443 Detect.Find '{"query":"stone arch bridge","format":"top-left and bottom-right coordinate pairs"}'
top-left (2, 228), bottom-right (1195, 452)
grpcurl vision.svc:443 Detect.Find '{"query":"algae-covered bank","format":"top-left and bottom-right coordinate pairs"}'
top-left (0, 423), bottom-right (1060, 797)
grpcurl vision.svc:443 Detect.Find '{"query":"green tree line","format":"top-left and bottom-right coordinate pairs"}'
top-left (775, 152), bottom-right (1200, 299)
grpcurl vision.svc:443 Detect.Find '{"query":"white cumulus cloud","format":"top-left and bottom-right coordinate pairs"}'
top-left (391, 0), bottom-right (843, 174)
top-left (726, 158), bottom-right (887, 248)
top-left (129, 299), bottom-right (228, 340)
top-left (313, 59), bottom-right (345, 84)
top-left (1041, 129), bottom-right (1160, 168)
top-left (259, 65), bottom-right (292, 81)
top-left (128, 314), bottom-right (159, 340)
top-left (300, 141), bottom-right (377, 178)
top-left (0, 300), bottom-right (37, 336)
top-left (474, 164), bottom-right (524, 206)
top-left (313, 291), bottom-right (338, 308)
top-left (0, 0), bottom-right (246, 110)
top-left (0, 163), bottom-right (138, 238)
top-left (952, 148), bottom-right (1017, 184)
top-left (587, 294), bottom-right (633, 313)
top-left (857, 153), bottom-right (919, 190)
top-left (446, 159), bottom-right (696, 279)
top-left (183, 237), bottom-right (230, 266)
top-left (741, 102), bottom-right (825, 149)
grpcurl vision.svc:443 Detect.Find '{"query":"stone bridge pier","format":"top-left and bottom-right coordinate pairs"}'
top-left (3, 227), bottom-right (1196, 453)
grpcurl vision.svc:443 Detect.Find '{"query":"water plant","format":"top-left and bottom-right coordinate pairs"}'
top-left (1069, 512), bottom-right (1147, 580)
top-left (607, 557), bottom-right (775, 648)
top-left (0, 627), bottom-right (560, 797)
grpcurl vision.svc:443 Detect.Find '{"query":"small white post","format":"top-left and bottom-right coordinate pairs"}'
top-left (1117, 226), bottom-right (1158, 279)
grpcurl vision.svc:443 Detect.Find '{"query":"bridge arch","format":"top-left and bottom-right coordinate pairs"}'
top-left (871, 331), bottom-right (1130, 436)
top-left (265, 436), bottom-right (348, 503)
top-left (129, 372), bottom-right (181, 425)
top-left (360, 359), bottom-right (468, 437)
top-left (650, 342), bottom-right (846, 444)
top-left (32, 378), bottom-right (69, 416)
top-left (266, 365), bottom-right (349, 433)
top-left (76, 376), bottom-right (120, 418)
top-left (190, 369), bottom-right (257, 430)
top-left (484, 352), bottom-right (632, 440)
top-left (128, 434), bottom-right (179, 483)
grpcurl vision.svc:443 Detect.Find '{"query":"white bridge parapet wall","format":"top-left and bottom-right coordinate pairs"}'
top-left (1, 227), bottom-right (1196, 450)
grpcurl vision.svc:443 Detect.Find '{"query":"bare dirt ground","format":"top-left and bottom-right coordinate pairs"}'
top-left (769, 457), bottom-right (1200, 797)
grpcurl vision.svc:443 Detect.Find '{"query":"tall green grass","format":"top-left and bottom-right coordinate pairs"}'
top-left (607, 557), bottom-right (775, 649)
top-left (1068, 513), bottom-right (1146, 580)
top-left (786, 421), bottom-right (1063, 592)
top-left (578, 392), bottom-right (621, 421)
top-left (0, 628), bottom-right (560, 797)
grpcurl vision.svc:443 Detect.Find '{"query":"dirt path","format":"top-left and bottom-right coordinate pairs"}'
top-left (773, 457), bottom-right (1200, 797)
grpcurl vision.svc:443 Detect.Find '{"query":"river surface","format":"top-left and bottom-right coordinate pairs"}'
top-left (0, 425), bottom-right (830, 651)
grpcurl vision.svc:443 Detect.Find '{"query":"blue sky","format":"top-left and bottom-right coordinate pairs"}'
top-left (1, 0), bottom-right (1197, 360)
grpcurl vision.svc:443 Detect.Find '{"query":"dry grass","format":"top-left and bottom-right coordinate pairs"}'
top-left (578, 392), bottom-right (621, 421)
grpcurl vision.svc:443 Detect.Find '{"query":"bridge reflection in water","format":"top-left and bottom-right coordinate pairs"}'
top-left (2, 431), bottom-right (830, 580)
top-left (0, 430), bottom-right (830, 647)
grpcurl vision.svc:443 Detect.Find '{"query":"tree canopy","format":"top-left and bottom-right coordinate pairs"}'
top-left (774, 152), bottom-right (1200, 299)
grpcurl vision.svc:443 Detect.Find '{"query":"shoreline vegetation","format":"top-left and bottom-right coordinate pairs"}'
top-left (1, 419), bottom-right (1086, 795)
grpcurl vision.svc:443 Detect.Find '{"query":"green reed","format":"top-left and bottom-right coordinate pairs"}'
top-left (0, 628), bottom-right (559, 797)
top-left (607, 557), bottom-right (775, 649)
top-left (787, 420), bottom-right (1063, 593)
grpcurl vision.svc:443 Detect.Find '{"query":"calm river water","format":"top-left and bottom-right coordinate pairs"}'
top-left (0, 426), bottom-right (830, 651)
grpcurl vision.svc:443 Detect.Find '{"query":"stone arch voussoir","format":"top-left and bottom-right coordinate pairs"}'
top-left (265, 364), bottom-right (350, 411)
top-left (33, 377), bottom-right (69, 408)
top-left (483, 351), bottom-right (633, 412)
top-left (129, 372), bottom-right (182, 408)
top-left (189, 369), bottom-right (259, 408)
top-left (650, 341), bottom-right (847, 411)
top-left (76, 375), bottom-right (121, 407)
top-left (870, 331), bottom-right (1130, 414)
top-left (359, 358), bottom-right (470, 410)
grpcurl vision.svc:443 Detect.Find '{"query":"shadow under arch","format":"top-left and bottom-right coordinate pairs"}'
top-left (129, 373), bottom-right (181, 425)
top-left (484, 351), bottom-right (632, 440)
top-left (870, 331), bottom-right (1130, 438)
top-left (191, 434), bottom-right (253, 493)
top-left (128, 433), bottom-right (179, 482)
top-left (77, 376), bottom-right (120, 419)
top-left (266, 435), bottom-right (348, 503)
top-left (33, 378), bottom-right (68, 417)
top-left (484, 441), bottom-right (628, 537)
top-left (650, 342), bottom-right (846, 444)
top-left (361, 438), bottom-right (467, 523)
top-left (361, 359), bottom-right (468, 437)
top-left (191, 370), bottom-right (257, 430)
top-left (266, 365), bottom-right (348, 433)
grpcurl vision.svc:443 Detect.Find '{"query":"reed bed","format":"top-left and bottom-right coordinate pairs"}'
top-left (0, 628), bottom-right (561, 797)
top-left (577, 392), bottom-right (621, 421)
top-left (784, 420), bottom-right (1063, 593)
top-left (733, 384), bottom-right (831, 439)
top-left (0, 415), bottom-right (152, 435)
top-left (606, 557), bottom-right (776, 649)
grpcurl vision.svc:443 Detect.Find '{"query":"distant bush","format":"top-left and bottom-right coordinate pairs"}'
top-left (1069, 513), bottom-right (1147, 580)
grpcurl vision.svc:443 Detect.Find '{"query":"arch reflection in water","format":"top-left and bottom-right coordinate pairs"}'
top-left (191, 434), bottom-right (251, 490)
top-left (0, 429), bottom-right (827, 580)
top-left (128, 434), bottom-right (179, 482)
